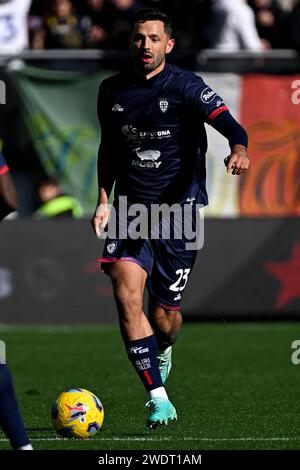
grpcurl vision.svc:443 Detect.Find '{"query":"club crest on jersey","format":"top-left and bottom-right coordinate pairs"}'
top-left (107, 242), bottom-right (117, 254)
top-left (158, 98), bottom-right (169, 113)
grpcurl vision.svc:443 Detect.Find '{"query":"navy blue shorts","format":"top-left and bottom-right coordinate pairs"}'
top-left (98, 203), bottom-right (200, 310)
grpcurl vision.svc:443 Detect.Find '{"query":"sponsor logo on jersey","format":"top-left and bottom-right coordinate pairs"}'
top-left (132, 148), bottom-right (162, 168)
top-left (158, 98), bottom-right (169, 113)
top-left (112, 103), bottom-right (124, 112)
top-left (122, 124), bottom-right (140, 144)
top-left (136, 148), bottom-right (161, 161)
top-left (200, 87), bottom-right (216, 104)
top-left (122, 125), bottom-right (171, 143)
top-left (139, 129), bottom-right (171, 139)
top-left (107, 242), bottom-right (117, 254)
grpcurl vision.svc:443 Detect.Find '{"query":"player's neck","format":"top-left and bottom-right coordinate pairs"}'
top-left (135, 61), bottom-right (166, 81)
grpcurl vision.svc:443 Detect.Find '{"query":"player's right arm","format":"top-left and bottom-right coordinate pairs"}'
top-left (91, 82), bottom-right (116, 237)
top-left (91, 183), bottom-right (111, 238)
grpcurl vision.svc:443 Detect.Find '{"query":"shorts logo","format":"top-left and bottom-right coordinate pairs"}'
top-left (174, 293), bottom-right (182, 301)
top-left (200, 87), bottom-right (216, 104)
top-left (158, 98), bottom-right (169, 113)
top-left (186, 197), bottom-right (195, 205)
top-left (107, 242), bottom-right (117, 254)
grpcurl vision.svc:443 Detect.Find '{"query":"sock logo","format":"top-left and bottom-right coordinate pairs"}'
top-left (128, 346), bottom-right (149, 355)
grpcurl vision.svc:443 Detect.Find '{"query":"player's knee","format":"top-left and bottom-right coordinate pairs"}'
top-left (151, 306), bottom-right (182, 333)
top-left (167, 308), bottom-right (181, 317)
top-left (160, 307), bottom-right (182, 322)
top-left (166, 310), bottom-right (182, 335)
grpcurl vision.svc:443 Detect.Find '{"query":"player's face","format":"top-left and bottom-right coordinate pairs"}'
top-left (130, 20), bottom-right (175, 78)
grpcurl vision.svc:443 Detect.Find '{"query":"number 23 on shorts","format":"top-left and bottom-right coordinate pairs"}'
top-left (169, 268), bottom-right (191, 292)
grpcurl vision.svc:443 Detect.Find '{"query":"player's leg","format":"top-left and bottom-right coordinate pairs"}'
top-left (148, 300), bottom-right (182, 384)
top-left (149, 298), bottom-right (182, 350)
top-left (106, 261), bottom-right (177, 427)
top-left (147, 258), bottom-right (195, 385)
top-left (147, 235), bottom-right (198, 385)
top-left (108, 261), bottom-right (151, 340)
top-left (0, 364), bottom-right (32, 449)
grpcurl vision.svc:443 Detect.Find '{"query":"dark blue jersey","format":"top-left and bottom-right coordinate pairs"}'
top-left (97, 63), bottom-right (229, 205)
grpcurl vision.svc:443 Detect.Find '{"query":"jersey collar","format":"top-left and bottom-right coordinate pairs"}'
top-left (133, 63), bottom-right (170, 87)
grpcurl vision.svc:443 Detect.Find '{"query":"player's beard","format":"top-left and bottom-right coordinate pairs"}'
top-left (135, 53), bottom-right (165, 75)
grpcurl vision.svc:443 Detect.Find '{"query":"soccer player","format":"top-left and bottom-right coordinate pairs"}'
top-left (91, 8), bottom-right (250, 428)
top-left (0, 152), bottom-right (32, 449)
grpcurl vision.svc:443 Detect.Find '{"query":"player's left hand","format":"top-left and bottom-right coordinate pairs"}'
top-left (224, 145), bottom-right (250, 175)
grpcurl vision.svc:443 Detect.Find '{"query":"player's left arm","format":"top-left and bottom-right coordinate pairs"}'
top-left (209, 110), bottom-right (250, 175)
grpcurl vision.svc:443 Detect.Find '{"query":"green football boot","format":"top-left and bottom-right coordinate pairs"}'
top-left (146, 398), bottom-right (177, 429)
top-left (157, 346), bottom-right (172, 384)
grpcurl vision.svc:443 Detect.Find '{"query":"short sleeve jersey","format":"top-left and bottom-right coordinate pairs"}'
top-left (98, 63), bottom-right (228, 205)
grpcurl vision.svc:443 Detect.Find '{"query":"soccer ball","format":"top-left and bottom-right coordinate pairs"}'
top-left (51, 388), bottom-right (104, 438)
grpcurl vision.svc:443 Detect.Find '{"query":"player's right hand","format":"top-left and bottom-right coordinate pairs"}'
top-left (91, 203), bottom-right (110, 237)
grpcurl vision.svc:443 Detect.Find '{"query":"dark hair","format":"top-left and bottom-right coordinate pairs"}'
top-left (133, 8), bottom-right (173, 37)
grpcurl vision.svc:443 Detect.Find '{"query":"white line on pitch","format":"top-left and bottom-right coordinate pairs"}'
top-left (0, 437), bottom-right (299, 443)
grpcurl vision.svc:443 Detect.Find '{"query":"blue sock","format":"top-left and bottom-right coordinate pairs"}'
top-left (0, 364), bottom-right (30, 449)
top-left (126, 335), bottom-right (163, 392)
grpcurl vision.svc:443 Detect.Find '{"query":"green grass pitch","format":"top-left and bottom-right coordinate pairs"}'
top-left (0, 322), bottom-right (299, 450)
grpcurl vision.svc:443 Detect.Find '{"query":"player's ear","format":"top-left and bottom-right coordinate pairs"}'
top-left (166, 38), bottom-right (175, 55)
